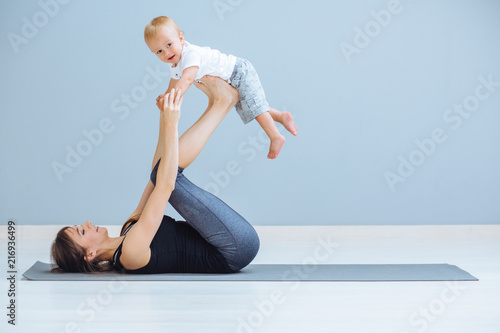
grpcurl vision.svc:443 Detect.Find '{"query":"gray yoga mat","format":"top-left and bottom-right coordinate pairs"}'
top-left (23, 261), bottom-right (478, 281)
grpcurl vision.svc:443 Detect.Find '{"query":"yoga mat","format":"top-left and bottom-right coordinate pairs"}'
top-left (23, 261), bottom-right (478, 281)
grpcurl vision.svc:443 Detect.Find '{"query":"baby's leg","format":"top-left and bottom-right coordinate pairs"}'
top-left (255, 111), bottom-right (286, 159)
top-left (229, 58), bottom-right (291, 158)
top-left (268, 107), bottom-right (298, 136)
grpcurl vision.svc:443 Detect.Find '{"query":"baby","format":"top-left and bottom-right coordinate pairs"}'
top-left (144, 16), bottom-right (297, 159)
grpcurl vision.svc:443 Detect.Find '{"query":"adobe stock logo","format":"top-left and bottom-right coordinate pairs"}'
top-left (51, 64), bottom-right (169, 182)
top-left (384, 74), bottom-right (499, 192)
top-left (203, 111), bottom-right (297, 196)
top-left (400, 281), bottom-right (469, 333)
top-left (339, 0), bottom-right (415, 63)
top-left (213, 0), bottom-right (244, 21)
top-left (6, 0), bottom-right (72, 54)
top-left (236, 235), bottom-right (339, 333)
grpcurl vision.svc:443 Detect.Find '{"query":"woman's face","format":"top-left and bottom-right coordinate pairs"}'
top-left (66, 221), bottom-right (108, 259)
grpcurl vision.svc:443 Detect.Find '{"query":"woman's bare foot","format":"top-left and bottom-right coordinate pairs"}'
top-left (193, 79), bottom-right (214, 103)
top-left (269, 108), bottom-right (298, 136)
top-left (198, 75), bottom-right (239, 108)
top-left (268, 134), bottom-right (286, 159)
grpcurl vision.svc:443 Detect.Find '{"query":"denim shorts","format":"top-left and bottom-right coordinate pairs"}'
top-left (228, 57), bottom-right (270, 124)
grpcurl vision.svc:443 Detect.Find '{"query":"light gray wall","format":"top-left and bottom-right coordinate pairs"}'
top-left (1, 0), bottom-right (499, 226)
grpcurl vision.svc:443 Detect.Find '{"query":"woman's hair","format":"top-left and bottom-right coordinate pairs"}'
top-left (144, 16), bottom-right (182, 41)
top-left (51, 215), bottom-right (140, 273)
top-left (51, 226), bottom-right (111, 273)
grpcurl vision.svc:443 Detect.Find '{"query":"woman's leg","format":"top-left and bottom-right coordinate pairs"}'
top-left (151, 76), bottom-right (259, 271)
top-left (175, 78), bottom-right (259, 271)
top-left (178, 76), bottom-right (239, 169)
top-left (150, 76), bottom-right (237, 184)
top-left (169, 171), bottom-right (260, 272)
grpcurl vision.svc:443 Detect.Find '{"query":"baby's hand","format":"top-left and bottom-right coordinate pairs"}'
top-left (156, 93), bottom-right (163, 105)
top-left (156, 93), bottom-right (167, 111)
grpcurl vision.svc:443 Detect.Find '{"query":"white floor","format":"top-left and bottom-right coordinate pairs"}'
top-left (1, 224), bottom-right (500, 333)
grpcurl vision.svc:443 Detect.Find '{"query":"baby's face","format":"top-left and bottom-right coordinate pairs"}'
top-left (146, 26), bottom-right (184, 65)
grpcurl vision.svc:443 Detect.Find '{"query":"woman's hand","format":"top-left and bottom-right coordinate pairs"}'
top-left (157, 88), bottom-right (183, 126)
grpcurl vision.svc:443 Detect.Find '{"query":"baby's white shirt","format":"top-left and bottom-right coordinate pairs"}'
top-left (169, 41), bottom-right (237, 81)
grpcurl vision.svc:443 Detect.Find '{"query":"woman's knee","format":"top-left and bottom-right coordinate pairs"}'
top-left (232, 227), bottom-right (260, 271)
top-left (248, 228), bottom-right (260, 260)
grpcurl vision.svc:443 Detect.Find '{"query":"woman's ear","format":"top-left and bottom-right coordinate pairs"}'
top-left (84, 249), bottom-right (96, 262)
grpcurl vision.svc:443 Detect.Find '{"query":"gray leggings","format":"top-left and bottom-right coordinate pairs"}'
top-left (151, 161), bottom-right (260, 272)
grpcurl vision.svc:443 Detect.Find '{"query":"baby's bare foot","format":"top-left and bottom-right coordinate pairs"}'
top-left (281, 111), bottom-right (298, 136)
top-left (267, 134), bottom-right (286, 159)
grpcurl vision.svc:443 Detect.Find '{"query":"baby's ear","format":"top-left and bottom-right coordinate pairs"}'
top-left (179, 32), bottom-right (184, 44)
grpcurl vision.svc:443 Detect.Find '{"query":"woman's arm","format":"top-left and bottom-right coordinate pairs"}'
top-left (126, 77), bottom-right (236, 223)
top-left (152, 111), bottom-right (165, 170)
top-left (126, 106), bottom-right (166, 223)
top-left (125, 180), bottom-right (154, 224)
top-left (120, 89), bottom-right (182, 270)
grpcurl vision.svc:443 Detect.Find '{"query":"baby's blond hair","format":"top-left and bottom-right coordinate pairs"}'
top-left (144, 16), bottom-right (182, 41)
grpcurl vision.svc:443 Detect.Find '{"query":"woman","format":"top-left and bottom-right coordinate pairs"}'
top-left (51, 76), bottom-right (260, 274)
